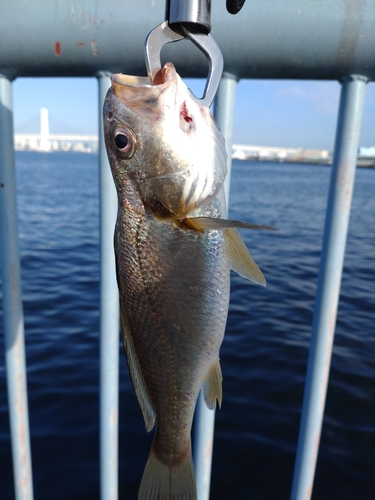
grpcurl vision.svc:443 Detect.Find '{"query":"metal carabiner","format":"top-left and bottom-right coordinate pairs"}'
top-left (144, 21), bottom-right (223, 108)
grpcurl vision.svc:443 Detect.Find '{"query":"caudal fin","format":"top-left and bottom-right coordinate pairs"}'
top-left (138, 443), bottom-right (197, 500)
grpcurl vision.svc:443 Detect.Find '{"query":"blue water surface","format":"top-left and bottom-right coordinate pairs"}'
top-left (0, 152), bottom-right (374, 500)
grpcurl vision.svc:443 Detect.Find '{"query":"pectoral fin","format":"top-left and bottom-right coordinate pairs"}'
top-left (120, 310), bottom-right (156, 432)
top-left (203, 359), bottom-right (223, 410)
top-left (185, 217), bottom-right (275, 231)
top-left (224, 228), bottom-right (266, 286)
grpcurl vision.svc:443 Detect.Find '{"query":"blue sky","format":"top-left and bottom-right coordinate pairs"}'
top-left (13, 76), bottom-right (375, 151)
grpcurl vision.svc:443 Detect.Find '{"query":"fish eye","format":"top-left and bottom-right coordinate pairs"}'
top-left (113, 127), bottom-right (136, 157)
top-left (115, 134), bottom-right (128, 149)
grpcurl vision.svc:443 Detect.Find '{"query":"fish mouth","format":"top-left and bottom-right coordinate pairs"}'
top-left (111, 63), bottom-right (176, 105)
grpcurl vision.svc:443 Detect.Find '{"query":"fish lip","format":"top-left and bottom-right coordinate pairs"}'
top-left (111, 74), bottom-right (151, 87)
top-left (111, 62), bottom-right (175, 90)
top-left (111, 63), bottom-right (177, 106)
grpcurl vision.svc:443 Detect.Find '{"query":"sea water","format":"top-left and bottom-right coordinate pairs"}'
top-left (0, 152), bottom-right (374, 499)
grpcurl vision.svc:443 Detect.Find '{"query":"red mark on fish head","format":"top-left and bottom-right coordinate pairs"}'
top-left (54, 42), bottom-right (61, 56)
top-left (180, 101), bottom-right (193, 123)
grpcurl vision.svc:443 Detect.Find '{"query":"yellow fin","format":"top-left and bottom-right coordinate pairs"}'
top-left (185, 216), bottom-right (275, 231)
top-left (224, 228), bottom-right (266, 286)
top-left (203, 359), bottom-right (223, 410)
top-left (138, 442), bottom-right (197, 500)
top-left (120, 310), bottom-right (156, 432)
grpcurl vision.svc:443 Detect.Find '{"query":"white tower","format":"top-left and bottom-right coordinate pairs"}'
top-left (40, 107), bottom-right (50, 152)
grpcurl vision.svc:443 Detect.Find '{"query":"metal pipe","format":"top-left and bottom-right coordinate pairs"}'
top-left (97, 71), bottom-right (120, 500)
top-left (0, 75), bottom-right (34, 500)
top-left (1, 0), bottom-right (375, 82)
top-left (168, 0), bottom-right (211, 33)
top-left (193, 72), bottom-right (238, 500)
top-left (290, 74), bottom-right (368, 500)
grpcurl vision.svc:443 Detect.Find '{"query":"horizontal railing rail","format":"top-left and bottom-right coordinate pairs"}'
top-left (0, 0), bottom-right (375, 80)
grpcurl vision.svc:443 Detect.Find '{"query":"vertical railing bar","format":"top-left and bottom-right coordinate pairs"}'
top-left (213, 72), bottom-right (239, 205)
top-left (290, 75), bottom-right (368, 500)
top-left (97, 72), bottom-right (120, 500)
top-left (193, 392), bottom-right (215, 500)
top-left (0, 74), bottom-right (34, 500)
top-left (193, 72), bottom-right (238, 500)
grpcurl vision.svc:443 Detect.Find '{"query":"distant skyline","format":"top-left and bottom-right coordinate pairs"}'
top-left (13, 77), bottom-right (375, 151)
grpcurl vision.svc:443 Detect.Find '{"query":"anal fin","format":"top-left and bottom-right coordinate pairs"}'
top-left (203, 359), bottom-right (223, 410)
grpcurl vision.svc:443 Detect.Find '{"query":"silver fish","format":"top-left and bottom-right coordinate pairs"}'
top-left (103, 62), bottom-right (267, 500)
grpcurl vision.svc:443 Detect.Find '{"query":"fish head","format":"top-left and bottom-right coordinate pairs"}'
top-left (103, 62), bottom-right (227, 218)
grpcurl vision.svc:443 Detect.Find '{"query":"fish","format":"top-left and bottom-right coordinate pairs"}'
top-left (103, 62), bottom-right (271, 500)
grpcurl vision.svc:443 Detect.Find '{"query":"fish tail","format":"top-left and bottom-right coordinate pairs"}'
top-left (138, 442), bottom-right (197, 500)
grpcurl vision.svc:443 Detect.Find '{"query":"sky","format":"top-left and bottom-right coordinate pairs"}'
top-left (12, 76), bottom-right (375, 151)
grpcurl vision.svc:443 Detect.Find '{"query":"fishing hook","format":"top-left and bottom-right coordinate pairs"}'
top-left (145, 0), bottom-right (223, 108)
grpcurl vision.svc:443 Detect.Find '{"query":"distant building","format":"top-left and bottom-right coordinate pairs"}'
top-left (232, 144), bottom-right (332, 164)
top-left (358, 146), bottom-right (375, 157)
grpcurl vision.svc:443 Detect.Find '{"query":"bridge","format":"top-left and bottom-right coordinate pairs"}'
top-left (232, 143), bottom-right (332, 164)
top-left (15, 133), bottom-right (99, 153)
top-left (14, 108), bottom-right (98, 153)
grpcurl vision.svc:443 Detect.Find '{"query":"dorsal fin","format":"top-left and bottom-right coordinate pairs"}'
top-left (120, 310), bottom-right (156, 432)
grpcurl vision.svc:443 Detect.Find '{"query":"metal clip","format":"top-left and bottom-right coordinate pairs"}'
top-left (144, 21), bottom-right (223, 108)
